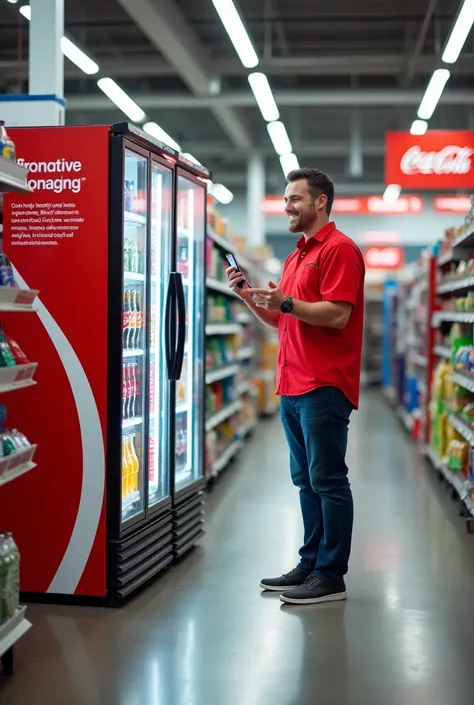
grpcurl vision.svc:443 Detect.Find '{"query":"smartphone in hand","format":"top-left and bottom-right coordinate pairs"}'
top-left (226, 253), bottom-right (250, 289)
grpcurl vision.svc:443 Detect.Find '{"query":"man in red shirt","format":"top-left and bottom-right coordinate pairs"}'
top-left (226, 168), bottom-right (365, 605)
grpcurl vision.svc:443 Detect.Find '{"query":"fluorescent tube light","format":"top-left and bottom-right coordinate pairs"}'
top-left (442, 0), bottom-right (474, 63)
top-left (279, 153), bottom-right (299, 176)
top-left (97, 78), bottom-right (146, 123)
top-left (248, 73), bottom-right (279, 122)
top-left (211, 183), bottom-right (234, 204)
top-left (60, 37), bottom-right (99, 75)
top-left (410, 119), bottom-right (428, 135)
top-left (267, 121), bottom-right (292, 156)
top-left (211, 0), bottom-right (259, 68)
top-left (7, 1), bottom-right (19, 4)
top-left (143, 122), bottom-right (181, 151)
top-left (417, 69), bottom-right (450, 120)
top-left (19, 5), bottom-right (30, 19)
top-left (383, 184), bottom-right (401, 204)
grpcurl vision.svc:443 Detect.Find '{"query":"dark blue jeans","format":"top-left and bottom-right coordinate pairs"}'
top-left (280, 386), bottom-right (354, 581)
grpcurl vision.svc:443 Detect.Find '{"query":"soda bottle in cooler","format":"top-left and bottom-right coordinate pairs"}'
top-left (0, 330), bottom-right (16, 367)
top-left (149, 360), bottom-right (155, 412)
top-left (130, 239), bottom-right (140, 274)
top-left (135, 291), bottom-right (144, 350)
top-left (121, 436), bottom-right (131, 499)
top-left (132, 362), bottom-right (140, 418)
top-left (128, 434), bottom-right (139, 494)
top-left (126, 362), bottom-right (135, 420)
top-left (148, 427), bottom-right (156, 484)
top-left (123, 290), bottom-right (132, 349)
top-left (122, 363), bottom-right (129, 419)
top-left (123, 237), bottom-right (132, 272)
top-left (128, 290), bottom-right (138, 350)
top-left (4, 533), bottom-right (19, 616)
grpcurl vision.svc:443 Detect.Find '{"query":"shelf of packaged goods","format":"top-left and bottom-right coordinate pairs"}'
top-left (0, 444), bottom-right (37, 487)
top-left (451, 220), bottom-right (474, 250)
top-left (206, 322), bottom-right (242, 336)
top-left (205, 400), bottom-right (243, 432)
top-left (236, 346), bottom-right (254, 361)
top-left (207, 230), bottom-right (253, 270)
top-left (122, 416), bottom-right (143, 430)
top-left (124, 211), bottom-right (146, 226)
top-left (123, 348), bottom-right (144, 358)
top-left (432, 311), bottom-right (474, 326)
top-left (451, 371), bottom-right (474, 394)
top-left (437, 250), bottom-right (454, 267)
top-left (205, 364), bottom-right (239, 385)
top-left (237, 379), bottom-right (256, 397)
top-left (424, 444), bottom-right (442, 470)
top-left (0, 287), bottom-right (38, 312)
top-left (0, 607), bottom-right (32, 660)
top-left (206, 277), bottom-right (237, 298)
top-left (433, 344), bottom-right (452, 359)
top-left (0, 158), bottom-right (31, 193)
top-left (212, 440), bottom-right (243, 476)
top-left (437, 275), bottom-right (474, 295)
top-left (237, 417), bottom-right (258, 438)
top-left (412, 353), bottom-right (427, 367)
top-left (424, 446), bottom-right (474, 516)
top-left (446, 411), bottom-right (474, 445)
top-left (0, 362), bottom-right (38, 393)
top-left (124, 271), bottom-right (145, 282)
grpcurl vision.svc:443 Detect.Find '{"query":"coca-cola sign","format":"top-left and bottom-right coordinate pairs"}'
top-left (385, 131), bottom-right (474, 189)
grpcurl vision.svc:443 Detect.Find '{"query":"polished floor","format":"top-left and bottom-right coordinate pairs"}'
top-left (2, 391), bottom-right (474, 705)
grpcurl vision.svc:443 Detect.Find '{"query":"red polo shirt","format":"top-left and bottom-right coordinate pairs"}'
top-left (276, 222), bottom-right (365, 408)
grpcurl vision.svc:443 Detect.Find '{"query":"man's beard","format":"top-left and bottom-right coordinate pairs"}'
top-left (288, 207), bottom-right (315, 233)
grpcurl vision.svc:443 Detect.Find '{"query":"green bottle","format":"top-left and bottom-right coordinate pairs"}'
top-left (0, 535), bottom-right (9, 624)
top-left (5, 533), bottom-right (19, 616)
top-left (0, 331), bottom-right (16, 367)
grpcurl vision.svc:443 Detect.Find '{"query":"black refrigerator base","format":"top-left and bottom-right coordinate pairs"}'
top-left (108, 510), bottom-right (174, 603)
top-left (173, 485), bottom-right (205, 559)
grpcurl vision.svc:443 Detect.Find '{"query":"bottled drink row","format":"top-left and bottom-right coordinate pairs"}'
top-left (124, 237), bottom-right (142, 274)
top-left (122, 432), bottom-right (141, 500)
top-left (123, 289), bottom-right (144, 350)
top-left (0, 532), bottom-right (20, 625)
top-left (122, 362), bottom-right (142, 421)
top-left (176, 414), bottom-right (189, 474)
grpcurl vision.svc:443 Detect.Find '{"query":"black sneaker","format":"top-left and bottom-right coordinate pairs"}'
top-left (280, 574), bottom-right (347, 604)
top-left (259, 568), bottom-right (309, 592)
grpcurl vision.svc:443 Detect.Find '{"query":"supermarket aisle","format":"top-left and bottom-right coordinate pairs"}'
top-left (3, 390), bottom-right (474, 705)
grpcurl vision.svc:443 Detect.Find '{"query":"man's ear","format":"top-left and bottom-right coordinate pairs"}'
top-left (317, 194), bottom-right (328, 212)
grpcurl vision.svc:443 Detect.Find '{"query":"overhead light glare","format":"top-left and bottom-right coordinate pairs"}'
top-left (60, 37), bottom-right (99, 75)
top-left (267, 121), bottom-right (292, 156)
top-left (383, 184), bottom-right (401, 204)
top-left (211, 183), bottom-right (234, 204)
top-left (442, 0), bottom-right (474, 63)
top-left (211, 0), bottom-right (259, 68)
top-left (19, 5), bottom-right (31, 19)
top-left (97, 78), bottom-right (146, 124)
top-left (279, 153), bottom-right (299, 176)
top-left (248, 73), bottom-right (279, 122)
top-left (417, 69), bottom-right (450, 120)
top-left (143, 122), bottom-right (181, 151)
top-left (410, 119), bottom-right (428, 136)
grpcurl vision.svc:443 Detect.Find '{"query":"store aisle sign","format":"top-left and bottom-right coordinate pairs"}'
top-left (385, 131), bottom-right (474, 189)
top-left (263, 195), bottom-right (424, 215)
top-left (434, 195), bottom-right (472, 214)
top-left (363, 246), bottom-right (404, 270)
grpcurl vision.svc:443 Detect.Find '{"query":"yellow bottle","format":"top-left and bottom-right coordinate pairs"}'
top-left (122, 436), bottom-right (131, 499)
top-left (128, 434), bottom-right (140, 494)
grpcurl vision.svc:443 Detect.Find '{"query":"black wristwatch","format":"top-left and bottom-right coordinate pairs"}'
top-left (280, 296), bottom-right (294, 314)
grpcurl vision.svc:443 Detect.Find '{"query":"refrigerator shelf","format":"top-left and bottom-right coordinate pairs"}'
top-left (123, 348), bottom-right (144, 358)
top-left (0, 362), bottom-right (38, 392)
top-left (206, 322), bottom-right (242, 336)
top-left (122, 490), bottom-right (140, 511)
top-left (206, 363), bottom-right (240, 385)
top-left (205, 400), bottom-right (243, 431)
top-left (124, 271), bottom-right (145, 282)
top-left (0, 287), bottom-right (39, 311)
top-left (122, 416), bottom-right (143, 429)
top-left (0, 607), bottom-right (31, 660)
top-left (236, 346), bottom-right (255, 361)
top-left (124, 211), bottom-right (146, 226)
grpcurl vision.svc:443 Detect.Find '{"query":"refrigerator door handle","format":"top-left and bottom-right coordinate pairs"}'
top-left (164, 274), bottom-right (177, 380)
top-left (171, 272), bottom-right (186, 381)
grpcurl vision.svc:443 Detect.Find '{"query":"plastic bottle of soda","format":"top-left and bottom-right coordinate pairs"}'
top-left (128, 434), bottom-right (139, 493)
top-left (0, 331), bottom-right (17, 367)
top-left (123, 290), bottom-right (132, 349)
top-left (121, 436), bottom-right (130, 499)
top-left (4, 533), bottom-right (19, 616)
top-left (131, 362), bottom-right (140, 418)
top-left (123, 237), bottom-right (132, 273)
top-left (130, 239), bottom-right (140, 274)
top-left (127, 290), bottom-right (137, 350)
top-left (127, 362), bottom-right (135, 420)
top-left (122, 363), bottom-right (129, 419)
top-left (133, 291), bottom-right (142, 349)
top-left (0, 535), bottom-right (7, 624)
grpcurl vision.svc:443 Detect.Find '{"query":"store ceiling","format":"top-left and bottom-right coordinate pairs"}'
top-left (1, 0), bottom-right (474, 193)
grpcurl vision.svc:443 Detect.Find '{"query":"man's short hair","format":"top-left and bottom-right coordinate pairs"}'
top-left (286, 168), bottom-right (335, 215)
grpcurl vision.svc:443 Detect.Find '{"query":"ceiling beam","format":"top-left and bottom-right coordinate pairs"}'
top-left (179, 141), bottom-right (384, 159)
top-left (66, 88), bottom-right (474, 111)
top-left (403, 0), bottom-right (438, 85)
top-left (115, 0), bottom-right (252, 150)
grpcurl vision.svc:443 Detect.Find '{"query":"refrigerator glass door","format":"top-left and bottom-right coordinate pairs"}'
top-left (175, 172), bottom-right (206, 490)
top-left (148, 158), bottom-right (173, 509)
top-left (121, 149), bottom-right (148, 524)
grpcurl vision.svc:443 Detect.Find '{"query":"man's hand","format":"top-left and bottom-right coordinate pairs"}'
top-left (250, 281), bottom-right (286, 310)
top-left (225, 266), bottom-right (251, 301)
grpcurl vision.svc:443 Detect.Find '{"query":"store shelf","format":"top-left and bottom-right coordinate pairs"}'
top-left (236, 346), bottom-right (254, 361)
top-left (397, 406), bottom-right (413, 432)
top-left (0, 158), bottom-right (31, 193)
top-left (451, 220), bottom-right (474, 250)
top-left (237, 417), bottom-right (258, 438)
top-left (0, 362), bottom-right (38, 393)
top-left (237, 379), bottom-right (254, 396)
top-left (437, 276), bottom-right (474, 295)
top-left (124, 211), bottom-right (146, 226)
top-left (0, 607), bottom-right (32, 659)
top-left (0, 461), bottom-right (36, 488)
top-left (122, 416), bottom-right (143, 429)
top-left (452, 371), bottom-right (474, 394)
top-left (123, 348), bottom-right (144, 358)
top-left (207, 230), bottom-right (253, 270)
top-left (205, 363), bottom-right (239, 385)
top-left (122, 490), bottom-right (140, 511)
top-left (124, 271), bottom-right (145, 282)
top-left (432, 311), bottom-right (474, 325)
top-left (437, 250), bottom-right (454, 267)
top-left (446, 411), bottom-right (474, 445)
top-left (236, 311), bottom-right (252, 324)
top-left (206, 277), bottom-right (237, 298)
top-left (412, 353), bottom-right (427, 367)
top-left (424, 446), bottom-right (474, 516)
top-left (0, 287), bottom-right (38, 312)
top-left (206, 322), bottom-right (242, 336)
top-left (205, 400), bottom-right (242, 432)
top-left (433, 344), bottom-right (451, 359)
top-left (212, 440), bottom-right (243, 476)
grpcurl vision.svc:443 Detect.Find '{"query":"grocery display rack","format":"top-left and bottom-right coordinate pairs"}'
top-left (0, 158), bottom-right (34, 674)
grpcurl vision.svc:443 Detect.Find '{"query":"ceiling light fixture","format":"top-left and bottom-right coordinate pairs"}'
top-left (417, 69), bottom-right (450, 120)
top-left (279, 153), bottom-right (299, 176)
top-left (383, 184), bottom-right (401, 204)
top-left (410, 119), bottom-right (428, 135)
top-left (267, 121), bottom-right (292, 156)
top-left (442, 0), bottom-right (474, 63)
top-left (19, 5), bottom-right (31, 19)
top-left (211, 183), bottom-right (234, 204)
top-left (248, 73), bottom-right (279, 122)
top-left (97, 78), bottom-right (146, 123)
top-left (211, 0), bottom-right (259, 68)
top-left (143, 122), bottom-right (181, 151)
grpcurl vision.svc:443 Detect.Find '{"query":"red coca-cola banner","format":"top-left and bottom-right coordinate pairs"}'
top-left (264, 195), bottom-right (424, 215)
top-left (385, 131), bottom-right (474, 189)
